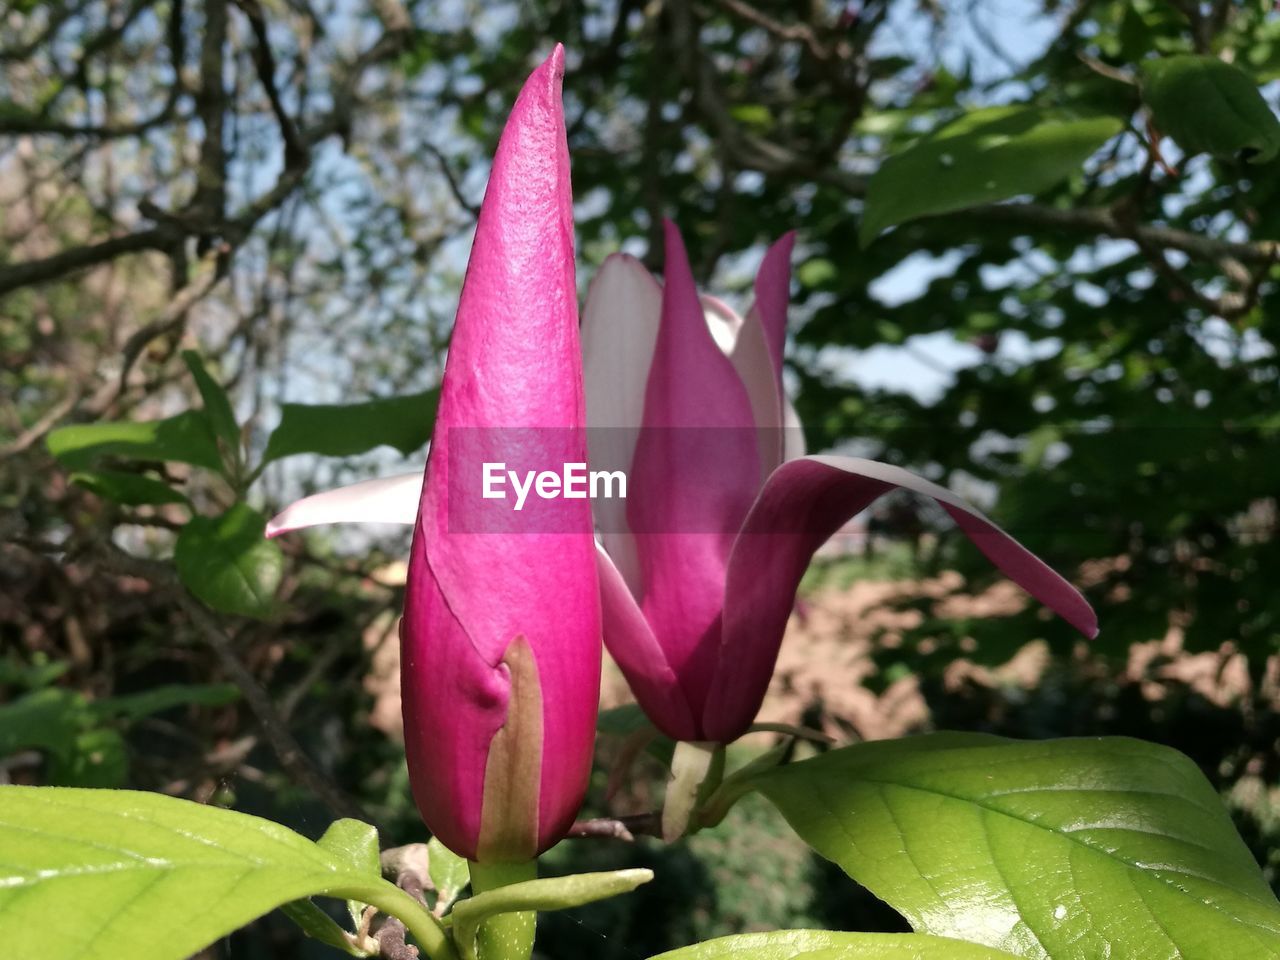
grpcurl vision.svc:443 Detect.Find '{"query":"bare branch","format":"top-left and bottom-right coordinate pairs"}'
top-left (94, 543), bottom-right (374, 826)
top-left (0, 228), bottom-right (171, 297)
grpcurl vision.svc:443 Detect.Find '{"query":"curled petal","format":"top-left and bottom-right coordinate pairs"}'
top-left (702, 455), bottom-right (1098, 742)
top-left (264, 472), bottom-right (423, 537)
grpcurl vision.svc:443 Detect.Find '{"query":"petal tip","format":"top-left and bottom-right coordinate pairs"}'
top-left (535, 43), bottom-right (565, 92)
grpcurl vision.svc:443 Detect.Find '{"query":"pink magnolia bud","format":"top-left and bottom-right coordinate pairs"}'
top-left (268, 46), bottom-right (600, 862)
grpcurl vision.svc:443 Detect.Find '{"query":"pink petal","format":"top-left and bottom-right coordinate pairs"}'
top-left (401, 567), bottom-right (507, 857)
top-left (701, 455), bottom-right (1098, 742)
top-left (751, 231), bottom-right (796, 379)
top-left (596, 546), bottom-right (698, 741)
top-left (404, 44), bottom-right (600, 858)
top-left (626, 221), bottom-right (761, 715)
top-left (582, 253), bottom-right (663, 594)
top-left (264, 472), bottom-right (423, 537)
top-left (712, 233), bottom-right (798, 475)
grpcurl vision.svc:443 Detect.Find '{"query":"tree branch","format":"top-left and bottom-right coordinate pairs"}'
top-left (95, 543), bottom-right (374, 826)
top-left (0, 228), bottom-right (171, 297)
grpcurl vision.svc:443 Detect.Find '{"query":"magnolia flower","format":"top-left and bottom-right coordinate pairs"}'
top-left (581, 220), bottom-right (1097, 744)
top-left (267, 47), bottom-right (600, 862)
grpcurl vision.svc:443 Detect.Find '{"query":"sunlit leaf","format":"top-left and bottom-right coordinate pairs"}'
top-left (755, 734), bottom-right (1280, 959)
top-left (0, 787), bottom-right (437, 960)
top-left (861, 107), bottom-right (1124, 243)
top-left (650, 931), bottom-right (1019, 959)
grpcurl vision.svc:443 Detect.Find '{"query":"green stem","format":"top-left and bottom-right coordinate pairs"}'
top-left (466, 860), bottom-right (537, 960)
top-left (335, 880), bottom-right (459, 960)
top-left (662, 740), bottom-right (725, 841)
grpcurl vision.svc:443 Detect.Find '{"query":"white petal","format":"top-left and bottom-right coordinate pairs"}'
top-left (265, 471), bottom-right (424, 537)
top-left (782, 394), bottom-right (806, 461)
top-left (702, 295), bottom-right (743, 355)
top-left (582, 253), bottom-right (663, 592)
top-left (739, 303), bottom-right (788, 472)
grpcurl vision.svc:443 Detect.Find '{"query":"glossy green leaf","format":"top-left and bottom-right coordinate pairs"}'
top-left (174, 504), bottom-right (284, 618)
top-left (261, 389), bottom-right (438, 464)
top-left (754, 734), bottom-right (1280, 959)
top-left (1140, 55), bottom-right (1280, 162)
top-left (182, 350), bottom-right (241, 454)
top-left (649, 931), bottom-right (1019, 959)
top-left (47, 411), bottom-right (223, 472)
top-left (0, 786), bottom-right (450, 960)
top-left (69, 469), bottom-right (190, 507)
top-left (860, 107), bottom-right (1124, 243)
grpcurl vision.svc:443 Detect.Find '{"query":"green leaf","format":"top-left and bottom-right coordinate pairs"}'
top-left (860, 107), bottom-right (1124, 243)
top-left (174, 504), bottom-right (284, 618)
top-left (91, 682), bottom-right (240, 720)
top-left (597, 703), bottom-right (654, 737)
top-left (0, 786), bottom-right (451, 960)
top-left (47, 411), bottom-right (223, 472)
top-left (182, 350), bottom-right (242, 456)
top-left (1140, 55), bottom-right (1280, 162)
top-left (319, 819), bottom-right (382, 876)
top-left (279, 899), bottom-right (373, 957)
top-left (427, 836), bottom-right (470, 910)
top-left (0, 689), bottom-right (126, 787)
top-left (69, 469), bottom-right (190, 507)
top-left (649, 931), bottom-right (1019, 959)
top-left (753, 734), bottom-right (1280, 959)
top-left (262, 389), bottom-right (438, 464)
top-left (319, 819), bottom-right (382, 928)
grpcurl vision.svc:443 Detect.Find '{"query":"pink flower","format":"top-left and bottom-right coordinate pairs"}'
top-left (581, 220), bottom-right (1097, 743)
top-left (266, 46), bottom-right (600, 861)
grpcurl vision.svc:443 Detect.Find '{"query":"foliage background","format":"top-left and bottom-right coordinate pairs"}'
top-left (2, 0), bottom-right (1278, 956)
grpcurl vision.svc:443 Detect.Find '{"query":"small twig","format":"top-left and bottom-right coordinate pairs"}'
top-left (422, 143), bottom-right (478, 218)
top-left (0, 387), bottom-right (83, 459)
top-left (94, 543), bottom-right (373, 825)
top-left (232, 0), bottom-right (308, 166)
top-left (566, 813), bottom-right (661, 841)
top-left (372, 855), bottom-right (433, 958)
top-left (1076, 51), bottom-right (1136, 86)
top-left (375, 918), bottom-right (419, 960)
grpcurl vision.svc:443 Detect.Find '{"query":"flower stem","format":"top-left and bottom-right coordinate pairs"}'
top-left (466, 859), bottom-right (537, 960)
